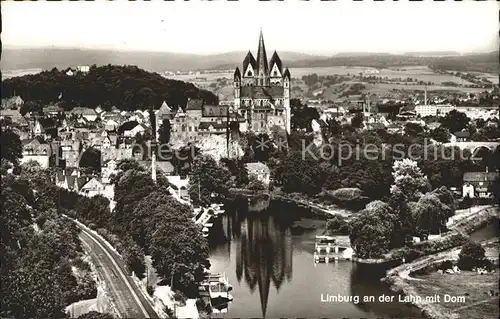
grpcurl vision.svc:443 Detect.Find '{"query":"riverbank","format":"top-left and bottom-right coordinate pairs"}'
top-left (383, 239), bottom-right (499, 319)
top-left (381, 206), bottom-right (500, 319)
top-left (228, 187), bottom-right (353, 219)
top-left (356, 205), bottom-right (499, 265)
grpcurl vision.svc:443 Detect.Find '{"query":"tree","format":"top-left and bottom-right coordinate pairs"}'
top-left (325, 215), bottom-right (349, 235)
top-left (79, 147), bottom-right (101, 172)
top-left (247, 175), bottom-right (266, 191)
top-left (429, 127), bottom-right (451, 143)
top-left (75, 195), bottom-right (111, 229)
top-left (350, 113), bottom-right (363, 129)
top-left (410, 192), bottom-right (454, 236)
top-left (77, 311), bottom-right (114, 319)
top-left (390, 159), bottom-right (430, 202)
top-left (0, 128), bottom-right (22, 166)
top-left (457, 241), bottom-right (485, 270)
top-left (158, 119), bottom-right (171, 145)
top-left (349, 201), bottom-right (399, 259)
top-left (440, 109), bottom-right (470, 133)
top-left (189, 155), bottom-right (232, 206)
top-left (277, 151), bottom-right (325, 195)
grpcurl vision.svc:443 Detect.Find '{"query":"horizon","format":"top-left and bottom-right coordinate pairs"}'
top-left (3, 1), bottom-right (499, 55)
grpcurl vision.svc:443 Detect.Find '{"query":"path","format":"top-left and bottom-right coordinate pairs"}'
top-left (76, 220), bottom-right (159, 318)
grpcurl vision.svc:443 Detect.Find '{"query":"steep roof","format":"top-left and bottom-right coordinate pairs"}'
top-left (70, 107), bottom-right (97, 116)
top-left (157, 101), bottom-right (172, 115)
top-left (242, 51), bottom-right (257, 75)
top-left (234, 67), bottom-right (241, 81)
top-left (256, 30), bottom-right (269, 76)
top-left (283, 68), bottom-right (291, 79)
top-left (269, 51), bottom-right (283, 75)
top-left (186, 99), bottom-right (204, 111)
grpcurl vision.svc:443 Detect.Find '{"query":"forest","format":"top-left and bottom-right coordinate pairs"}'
top-left (2, 64), bottom-right (218, 111)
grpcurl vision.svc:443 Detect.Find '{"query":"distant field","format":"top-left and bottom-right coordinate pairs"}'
top-left (166, 65), bottom-right (495, 87)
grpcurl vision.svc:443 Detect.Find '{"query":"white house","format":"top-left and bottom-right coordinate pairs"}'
top-left (245, 162), bottom-right (271, 187)
top-left (20, 139), bottom-right (51, 168)
top-left (79, 177), bottom-right (105, 197)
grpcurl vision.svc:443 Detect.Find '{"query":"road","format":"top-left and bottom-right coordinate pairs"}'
top-left (77, 222), bottom-right (159, 318)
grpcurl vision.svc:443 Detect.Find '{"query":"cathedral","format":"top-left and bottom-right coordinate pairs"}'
top-left (233, 30), bottom-right (291, 134)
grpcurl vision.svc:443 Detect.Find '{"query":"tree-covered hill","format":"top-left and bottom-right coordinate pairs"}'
top-left (1, 64), bottom-right (218, 111)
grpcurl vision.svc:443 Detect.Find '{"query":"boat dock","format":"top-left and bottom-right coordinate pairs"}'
top-left (314, 235), bottom-right (354, 263)
top-left (198, 272), bottom-right (233, 313)
top-left (192, 204), bottom-right (225, 237)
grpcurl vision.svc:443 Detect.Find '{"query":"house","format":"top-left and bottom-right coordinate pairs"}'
top-left (427, 122), bottom-right (442, 131)
top-left (387, 123), bottom-right (404, 134)
top-left (166, 175), bottom-right (190, 202)
top-left (367, 122), bottom-right (386, 131)
top-left (105, 119), bottom-right (119, 131)
top-left (20, 139), bottom-right (51, 168)
top-left (245, 162), bottom-right (271, 187)
top-left (31, 120), bottom-right (45, 137)
top-left (69, 107), bottom-right (98, 122)
top-left (0, 109), bottom-right (29, 127)
top-left (79, 177), bottom-right (105, 197)
top-left (415, 104), bottom-right (437, 117)
top-left (66, 69), bottom-right (74, 76)
top-left (462, 171), bottom-right (499, 198)
top-left (43, 105), bottom-right (63, 117)
top-left (453, 130), bottom-right (470, 142)
top-left (55, 168), bottom-right (90, 192)
top-left (101, 159), bottom-right (118, 184)
top-left (77, 65), bottom-right (90, 73)
top-left (58, 140), bottom-right (82, 168)
top-left (101, 148), bottom-right (133, 162)
top-left (1, 96), bottom-right (24, 108)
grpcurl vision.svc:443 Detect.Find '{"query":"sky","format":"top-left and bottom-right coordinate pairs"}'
top-left (3, 0), bottom-right (499, 55)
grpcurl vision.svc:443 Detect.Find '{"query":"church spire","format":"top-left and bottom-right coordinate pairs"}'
top-left (256, 29), bottom-right (269, 86)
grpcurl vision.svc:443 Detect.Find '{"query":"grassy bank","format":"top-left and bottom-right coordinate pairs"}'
top-left (357, 206), bottom-right (499, 265)
top-left (381, 206), bottom-right (500, 319)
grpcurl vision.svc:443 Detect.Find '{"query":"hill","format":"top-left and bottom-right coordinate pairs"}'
top-left (1, 64), bottom-right (218, 111)
top-left (1, 47), bottom-right (498, 75)
top-left (0, 47), bottom-right (326, 73)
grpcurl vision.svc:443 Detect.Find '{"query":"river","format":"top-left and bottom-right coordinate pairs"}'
top-left (207, 197), bottom-right (422, 318)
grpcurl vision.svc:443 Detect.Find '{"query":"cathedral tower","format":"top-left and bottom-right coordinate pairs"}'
top-left (256, 29), bottom-right (269, 87)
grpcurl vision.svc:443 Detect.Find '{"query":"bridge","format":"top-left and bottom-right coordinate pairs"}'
top-left (444, 141), bottom-right (499, 154)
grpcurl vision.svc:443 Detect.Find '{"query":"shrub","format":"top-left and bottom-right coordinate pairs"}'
top-left (325, 215), bottom-right (350, 235)
top-left (164, 306), bottom-right (174, 318)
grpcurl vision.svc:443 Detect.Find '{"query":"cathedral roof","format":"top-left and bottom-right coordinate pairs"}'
top-left (243, 51), bottom-right (257, 74)
top-left (234, 67), bottom-right (241, 81)
top-left (256, 30), bottom-right (269, 76)
top-left (240, 86), bottom-right (284, 100)
top-left (269, 51), bottom-right (283, 75)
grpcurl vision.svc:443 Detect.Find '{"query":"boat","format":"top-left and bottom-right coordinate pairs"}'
top-left (200, 272), bottom-right (233, 301)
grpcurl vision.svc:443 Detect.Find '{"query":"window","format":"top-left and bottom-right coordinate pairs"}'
top-left (248, 70), bottom-right (253, 76)
top-left (273, 71), bottom-right (278, 76)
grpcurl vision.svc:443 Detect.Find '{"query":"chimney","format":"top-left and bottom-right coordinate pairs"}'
top-left (424, 85), bottom-right (427, 106)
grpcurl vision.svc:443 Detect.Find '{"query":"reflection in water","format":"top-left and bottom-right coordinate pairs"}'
top-left (209, 197), bottom-right (422, 318)
top-left (236, 216), bottom-right (292, 317)
top-left (213, 199), bottom-right (293, 317)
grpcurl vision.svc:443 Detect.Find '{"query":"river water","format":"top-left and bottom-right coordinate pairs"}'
top-left (207, 198), bottom-right (422, 318)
